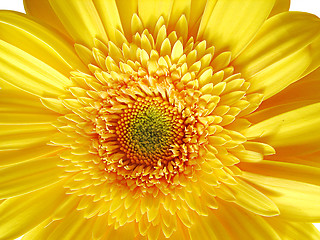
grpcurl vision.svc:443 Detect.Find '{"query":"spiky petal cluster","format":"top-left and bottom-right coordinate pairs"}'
top-left (38, 13), bottom-right (278, 239)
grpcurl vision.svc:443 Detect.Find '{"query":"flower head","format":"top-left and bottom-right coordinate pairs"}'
top-left (1, 0), bottom-right (320, 239)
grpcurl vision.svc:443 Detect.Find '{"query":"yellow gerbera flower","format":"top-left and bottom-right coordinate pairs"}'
top-left (1, 0), bottom-right (320, 239)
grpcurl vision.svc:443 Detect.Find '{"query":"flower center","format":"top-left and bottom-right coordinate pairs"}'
top-left (116, 97), bottom-right (184, 166)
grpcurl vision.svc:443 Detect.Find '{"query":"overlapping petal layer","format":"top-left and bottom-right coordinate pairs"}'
top-left (0, 0), bottom-right (319, 239)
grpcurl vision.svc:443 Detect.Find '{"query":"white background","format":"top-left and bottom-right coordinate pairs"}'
top-left (0, 0), bottom-right (319, 239)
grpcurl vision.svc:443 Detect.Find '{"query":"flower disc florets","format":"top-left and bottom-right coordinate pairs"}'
top-left (97, 93), bottom-right (188, 185)
top-left (116, 98), bottom-right (184, 165)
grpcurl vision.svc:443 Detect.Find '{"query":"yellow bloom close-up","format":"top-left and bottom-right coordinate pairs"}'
top-left (1, 0), bottom-right (320, 239)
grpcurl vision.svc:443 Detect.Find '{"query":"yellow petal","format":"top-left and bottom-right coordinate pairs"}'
top-left (0, 40), bottom-right (71, 97)
top-left (227, 178), bottom-right (280, 217)
top-left (0, 124), bottom-right (56, 150)
top-left (240, 160), bottom-right (320, 186)
top-left (115, 0), bottom-right (138, 40)
top-left (102, 222), bottom-right (137, 240)
top-left (198, 0), bottom-right (276, 58)
top-left (174, 15), bottom-right (188, 42)
top-left (233, 150), bottom-right (263, 163)
top-left (23, 0), bottom-right (68, 35)
top-left (138, 0), bottom-right (173, 32)
top-left (92, 215), bottom-right (108, 239)
top-left (93, 0), bottom-right (124, 44)
top-left (22, 220), bottom-right (59, 240)
top-left (211, 51), bottom-right (231, 71)
top-left (147, 224), bottom-right (161, 240)
top-left (266, 219), bottom-right (320, 240)
top-left (268, 0), bottom-right (290, 18)
top-left (0, 11), bottom-right (87, 76)
top-left (0, 181), bottom-right (66, 240)
top-left (48, 211), bottom-right (96, 240)
top-left (168, 0), bottom-right (191, 29)
top-left (248, 101), bottom-right (311, 125)
top-left (188, 215), bottom-right (221, 240)
top-left (26, 206), bottom-right (97, 240)
top-left (188, 0), bottom-right (207, 36)
top-left (0, 112), bottom-right (57, 125)
top-left (190, 200), bottom-right (281, 240)
top-left (302, 35), bottom-right (320, 76)
top-left (40, 97), bottom-right (70, 115)
top-left (0, 89), bottom-right (53, 113)
top-left (0, 156), bottom-right (63, 199)
top-left (261, 66), bottom-right (320, 109)
top-left (243, 102), bottom-right (320, 156)
top-left (171, 40), bottom-right (183, 63)
top-left (246, 47), bottom-right (310, 99)
top-left (49, 0), bottom-right (108, 47)
top-left (243, 172), bottom-right (320, 221)
top-left (212, 201), bottom-right (281, 240)
top-left (234, 12), bottom-right (320, 83)
top-left (277, 151), bottom-right (320, 169)
top-left (0, 91), bottom-right (59, 124)
top-left (0, 144), bottom-right (61, 167)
